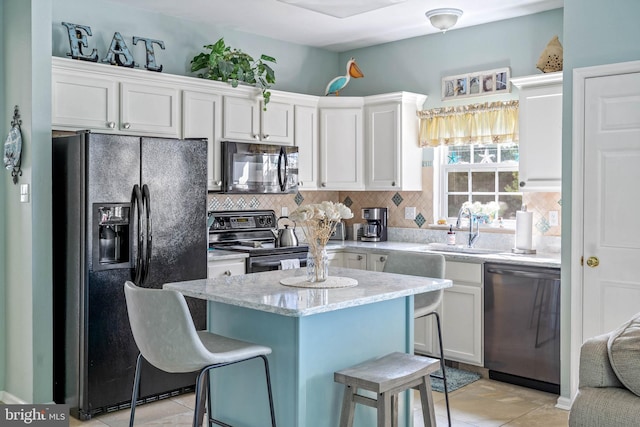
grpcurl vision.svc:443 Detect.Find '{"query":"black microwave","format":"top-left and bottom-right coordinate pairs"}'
top-left (220, 141), bottom-right (299, 194)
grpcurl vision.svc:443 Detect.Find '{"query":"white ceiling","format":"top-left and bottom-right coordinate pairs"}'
top-left (109, 0), bottom-right (563, 52)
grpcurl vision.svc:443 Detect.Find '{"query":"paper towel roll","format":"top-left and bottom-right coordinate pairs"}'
top-left (515, 211), bottom-right (533, 250)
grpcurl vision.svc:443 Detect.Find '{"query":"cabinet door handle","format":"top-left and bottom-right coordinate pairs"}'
top-left (224, 270), bottom-right (232, 276)
top-left (391, 181), bottom-right (396, 187)
top-left (357, 255), bottom-right (363, 260)
top-left (519, 181), bottom-right (526, 187)
top-left (321, 183), bottom-right (326, 187)
top-left (379, 256), bottom-right (386, 262)
top-left (123, 122), bottom-right (131, 129)
top-left (253, 134), bottom-right (260, 140)
top-left (107, 121), bottom-right (116, 129)
top-left (263, 134), bottom-right (270, 140)
top-left (298, 181), bottom-right (303, 186)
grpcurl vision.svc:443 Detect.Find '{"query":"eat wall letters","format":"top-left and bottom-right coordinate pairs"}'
top-left (62, 22), bottom-right (165, 72)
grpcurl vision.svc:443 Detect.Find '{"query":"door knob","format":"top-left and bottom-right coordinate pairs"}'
top-left (586, 256), bottom-right (600, 268)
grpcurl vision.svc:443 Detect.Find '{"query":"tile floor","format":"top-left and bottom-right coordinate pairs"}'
top-left (68, 378), bottom-right (569, 427)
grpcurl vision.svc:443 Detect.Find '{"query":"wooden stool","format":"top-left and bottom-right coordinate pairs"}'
top-left (334, 352), bottom-right (440, 427)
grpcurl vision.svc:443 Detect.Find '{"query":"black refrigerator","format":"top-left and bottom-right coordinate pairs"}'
top-left (52, 131), bottom-right (208, 419)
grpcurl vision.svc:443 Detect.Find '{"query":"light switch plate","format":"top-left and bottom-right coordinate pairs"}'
top-left (405, 207), bottom-right (416, 220)
top-left (20, 184), bottom-right (30, 203)
top-left (549, 210), bottom-right (559, 226)
top-left (281, 206), bottom-right (289, 217)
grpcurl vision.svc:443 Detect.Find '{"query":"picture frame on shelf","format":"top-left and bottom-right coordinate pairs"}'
top-left (442, 67), bottom-right (511, 100)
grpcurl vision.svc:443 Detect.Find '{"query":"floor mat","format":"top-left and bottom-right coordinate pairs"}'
top-left (430, 366), bottom-right (481, 393)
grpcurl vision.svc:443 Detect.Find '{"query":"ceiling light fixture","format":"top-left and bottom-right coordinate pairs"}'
top-left (425, 8), bottom-right (463, 33)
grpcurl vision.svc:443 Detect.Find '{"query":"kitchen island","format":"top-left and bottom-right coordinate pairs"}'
top-left (165, 266), bottom-right (451, 427)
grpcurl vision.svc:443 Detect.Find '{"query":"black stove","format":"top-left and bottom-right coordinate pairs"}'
top-left (208, 210), bottom-right (308, 273)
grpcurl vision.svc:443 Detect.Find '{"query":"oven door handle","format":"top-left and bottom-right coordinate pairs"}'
top-left (251, 259), bottom-right (307, 268)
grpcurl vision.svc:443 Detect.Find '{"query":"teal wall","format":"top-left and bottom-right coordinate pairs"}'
top-left (52, 0), bottom-right (337, 95)
top-left (337, 9), bottom-right (563, 107)
top-left (560, 0), bottom-right (640, 398)
top-left (1, 0), bottom-right (53, 403)
top-left (0, 0), bottom-right (6, 394)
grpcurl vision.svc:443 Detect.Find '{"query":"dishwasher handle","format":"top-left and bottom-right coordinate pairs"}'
top-left (486, 267), bottom-right (559, 281)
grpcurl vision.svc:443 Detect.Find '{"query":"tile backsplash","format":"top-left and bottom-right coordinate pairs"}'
top-left (207, 167), bottom-right (561, 238)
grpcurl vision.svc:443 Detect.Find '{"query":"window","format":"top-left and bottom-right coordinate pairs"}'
top-left (436, 143), bottom-right (521, 224)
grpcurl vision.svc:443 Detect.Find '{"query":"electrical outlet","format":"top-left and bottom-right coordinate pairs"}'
top-left (405, 207), bottom-right (416, 220)
top-left (281, 206), bottom-right (289, 217)
top-left (549, 210), bottom-right (559, 226)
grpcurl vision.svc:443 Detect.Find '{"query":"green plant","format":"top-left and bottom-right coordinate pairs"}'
top-left (191, 38), bottom-right (276, 109)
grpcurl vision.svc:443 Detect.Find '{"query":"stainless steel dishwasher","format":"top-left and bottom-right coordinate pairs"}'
top-left (484, 262), bottom-right (561, 394)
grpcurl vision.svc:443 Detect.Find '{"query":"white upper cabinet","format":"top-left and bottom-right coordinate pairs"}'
top-left (183, 90), bottom-right (223, 191)
top-left (511, 72), bottom-right (563, 192)
top-left (223, 95), bottom-right (294, 145)
top-left (52, 57), bottom-right (180, 137)
top-left (294, 101), bottom-right (319, 190)
top-left (364, 92), bottom-right (426, 191)
top-left (52, 69), bottom-right (118, 131)
top-left (261, 100), bottom-right (294, 144)
top-left (120, 82), bottom-right (180, 136)
top-left (318, 97), bottom-right (365, 190)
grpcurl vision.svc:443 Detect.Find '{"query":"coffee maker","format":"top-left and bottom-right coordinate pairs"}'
top-left (361, 207), bottom-right (388, 242)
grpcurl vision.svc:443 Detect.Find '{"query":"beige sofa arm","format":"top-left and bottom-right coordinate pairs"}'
top-left (579, 333), bottom-right (624, 389)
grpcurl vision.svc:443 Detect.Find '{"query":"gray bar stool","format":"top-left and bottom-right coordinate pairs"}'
top-left (124, 281), bottom-right (277, 427)
top-left (383, 252), bottom-right (451, 427)
top-left (334, 352), bottom-right (440, 427)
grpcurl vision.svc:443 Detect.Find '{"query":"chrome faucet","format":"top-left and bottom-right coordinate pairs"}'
top-left (456, 206), bottom-right (480, 248)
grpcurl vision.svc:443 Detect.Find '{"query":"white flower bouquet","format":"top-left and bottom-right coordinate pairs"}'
top-left (290, 201), bottom-right (353, 282)
top-left (290, 201), bottom-right (354, 247)
top-left (461, 201), bottom-right (501, 224)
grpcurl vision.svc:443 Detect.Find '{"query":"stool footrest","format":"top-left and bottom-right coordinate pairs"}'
top-left (352, 393), bottom-right (378, 409)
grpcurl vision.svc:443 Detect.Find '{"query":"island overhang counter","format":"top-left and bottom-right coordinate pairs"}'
top-left (164, 266), bottom-right (452, 427)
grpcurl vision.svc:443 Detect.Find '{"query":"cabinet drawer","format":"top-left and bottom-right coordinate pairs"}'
top-left (207, 259), bottom-right (245, 278)
top-left (445, 261), bottom-right (482, 284)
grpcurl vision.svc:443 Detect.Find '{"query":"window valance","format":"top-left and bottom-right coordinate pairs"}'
top-left (417, 100), bottom-right (519, 147)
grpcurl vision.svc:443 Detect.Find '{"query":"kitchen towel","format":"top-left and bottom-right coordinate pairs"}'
top-left (515, 211), bottom-right (533, 250)
top-left (280, 259), bottom-right (300, 270)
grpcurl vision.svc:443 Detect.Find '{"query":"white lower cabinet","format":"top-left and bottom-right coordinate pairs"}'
top-left (343, 251), bottom-right (367, 269)
top-left (207, 258), bottom-right (246, 278)
top-left (414, 261), bottom-right (483, 366)
top-left (327, 251), bottom-right (344, 268)
top-left (367, 252), bottom-right (388, 272)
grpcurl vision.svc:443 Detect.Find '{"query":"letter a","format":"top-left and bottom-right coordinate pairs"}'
top-left (102, 32), bottom-right (136, 68)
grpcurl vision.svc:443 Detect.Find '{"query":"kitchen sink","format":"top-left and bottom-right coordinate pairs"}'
top-left (412, 243), bottom-right (503, 255)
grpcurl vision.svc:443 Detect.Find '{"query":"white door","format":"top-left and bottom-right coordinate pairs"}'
top-left (582, 71), bottom-right (640, 341)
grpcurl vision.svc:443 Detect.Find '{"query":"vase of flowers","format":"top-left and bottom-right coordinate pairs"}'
top-left (290, 201), bottom-right (353, 282)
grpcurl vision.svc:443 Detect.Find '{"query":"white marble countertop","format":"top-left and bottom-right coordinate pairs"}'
top-left (205, 241), bottom-right (561, 268)
top-left (164, 267), bottom-right (451, 317)
top-left (325, 241), bottom-right (561, 268)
